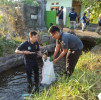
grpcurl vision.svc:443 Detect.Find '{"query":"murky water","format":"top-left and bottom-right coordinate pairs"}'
top-left (0, 59), bottom-right (43, 100)
top-left (0, 56), bottom-right (66, 100)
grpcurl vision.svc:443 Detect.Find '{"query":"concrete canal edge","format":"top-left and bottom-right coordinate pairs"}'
top-left (0, 43), bottom-right (56, 73)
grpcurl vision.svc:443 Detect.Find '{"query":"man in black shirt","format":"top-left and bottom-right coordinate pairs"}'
top-left (69, 8), bottom-right (78, 30)
top-left (15, 31), bottom-right (42, 93)
top-left (58, 6), bottom-right (64, 31)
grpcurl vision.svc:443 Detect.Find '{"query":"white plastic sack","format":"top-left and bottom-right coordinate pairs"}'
top-left (41, 57), bottom-right (56, 85)
top-left (98, 93), bottom-right (101, 100)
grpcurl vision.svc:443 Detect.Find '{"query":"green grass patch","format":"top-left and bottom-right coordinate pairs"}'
top-left (0, 36), bottom-right (24, 57)
top-left (96, 38), bottom-right (101, 46)
top-left (30, 52), bottom-right (101, 100)
top-left (42, 42), bottom-right (49, 46)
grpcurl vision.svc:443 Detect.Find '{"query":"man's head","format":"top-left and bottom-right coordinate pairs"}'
top-left (29, 31), bottom-right (38, 43)
top-left (61, 6), bottom-right (64, 10)
top-left (72, 8), bottom-right (74, 11)
top-left (83, 13), bottom-right (86, 16)
top-left (48, 26), bottom-right (60, 39)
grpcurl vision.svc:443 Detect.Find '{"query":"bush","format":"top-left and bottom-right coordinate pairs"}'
top-left (0, 37), bottom-right (23, 57)
top-left (23, 0), bottom-right (39, 6)
top-left (96, 38), bottom-right (101, 45)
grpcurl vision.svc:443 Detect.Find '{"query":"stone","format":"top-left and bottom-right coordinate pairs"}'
top-left (91, 45), bottom-right (101, 54)
top-left (41, 35), bottom-right (50, 43)
top-left (49, 36), bottom-right (55, 43)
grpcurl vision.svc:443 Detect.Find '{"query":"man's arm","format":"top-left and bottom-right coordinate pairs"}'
top-left (53, 44), bottom-right (60, 60)
top-left (15, 49), bottom-right (24, 54)
top-left (15, 49), bottom-right (32, 55)
top-left (53, 49), bottom-right (67, 64)
top-left (37, 51), bottom-right (42, 57)
top-left (69, 13), bottom-right (71, 22)
top-left (58, 10), bottom-right (63, 17)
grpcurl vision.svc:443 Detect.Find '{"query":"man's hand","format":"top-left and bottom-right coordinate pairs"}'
top-left (53, 55), bottom-right (55, 60)
top-left (24, 51), bottom-right (31, 54)
top-left (37, 51), bottom-right (43, 57)
top-left (15, 49), bottom-right (32, 55)
top-left (53, 49), bottom-right (67, 64)
top-left (53, 59), bottom-right (58, 64)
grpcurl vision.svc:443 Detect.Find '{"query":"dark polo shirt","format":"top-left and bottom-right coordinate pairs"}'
top-left (69, 12), bottom-right (77, 21)
top-left (58, 10), bottom-right (63, 19)
top-left (17, 40), bottom-right (40, 64)
top-left (57, 32), bottom-right (83, 51)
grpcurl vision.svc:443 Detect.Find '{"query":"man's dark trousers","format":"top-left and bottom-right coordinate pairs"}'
top-left (25, 61), bottom-right (39, 92)
top-left (66, 50), bottom-right (82, 77)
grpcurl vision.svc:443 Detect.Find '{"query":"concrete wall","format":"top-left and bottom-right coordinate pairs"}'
top-left (22, 4), bottom-right (39, 29)
top-left (37, 0), bottom-right (47, 28)
top-left (46, 0), bottom-right (72, 25)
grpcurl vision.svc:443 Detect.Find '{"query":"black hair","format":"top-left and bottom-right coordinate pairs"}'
top-left (72, 8), bottom-right (74, 11)
top-left (48, 26), bottom-right (60, 34)
top-left (83, 13), bottom-right (86, 16)
top-left (29, 31), bottom-right (37, 36)
top-left (50, 23), bottom-right (53, 27)
top-left (61, 6), bottom-right (64, 9)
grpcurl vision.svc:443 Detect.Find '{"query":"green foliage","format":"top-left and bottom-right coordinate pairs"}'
top-left (90, 2), bottom-right (101, 23)
top-left (76, 0), bottom-right (101, 7)
top-left (0, 0), bottom-right (13, 5)
top-left (12, 37), bottom-right (25, 44)
top-left (22, 0), bottom-right (39, 6)
top-left (0, 16), bottom-right (3, 24)
top-left (96, 38), bottom-right (101, 45)
top-left (0, 36), bottom-right (23, 57)
top-left (42, 42), bottom-right (49, 46)
top-left (76, 0), bottom-right (101, 23)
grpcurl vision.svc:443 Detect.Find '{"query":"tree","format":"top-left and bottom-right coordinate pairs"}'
top-left (76, 0), bottom-right (101, 23)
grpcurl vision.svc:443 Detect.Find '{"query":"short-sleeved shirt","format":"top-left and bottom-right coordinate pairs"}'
top-left (98, 19), bottom-right (101, 26)
top-left (69, 12), bottom-right (77, 21)
top-left (82, 16), bottom-right (87, 23)
top-left (17, 40), bottom-right (40, 64)
top-left (56, 32), bottom-right (83, 51)
top-left (58, 10), bottom-right (63, 19)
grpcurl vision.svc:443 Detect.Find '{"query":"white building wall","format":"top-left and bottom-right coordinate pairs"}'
top-left (46, 0), bottom-right (72, 25)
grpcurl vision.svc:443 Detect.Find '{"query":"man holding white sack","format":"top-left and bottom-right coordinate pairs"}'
top-left (48, 26), bottom-right (83, 77)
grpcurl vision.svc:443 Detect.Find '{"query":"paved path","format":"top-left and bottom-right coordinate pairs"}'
top-left (63, 28), bottom-right (101, 39)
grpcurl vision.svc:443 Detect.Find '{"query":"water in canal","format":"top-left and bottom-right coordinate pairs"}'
top-left (0, 59), bottom-right (43, 100)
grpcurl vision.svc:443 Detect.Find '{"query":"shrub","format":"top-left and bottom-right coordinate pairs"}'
top-left (96, 38), bottom-right (101, 45)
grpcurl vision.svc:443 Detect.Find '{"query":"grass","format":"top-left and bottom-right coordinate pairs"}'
top-left (96, 38), bottom-right (101, 46)
top-left (29, 51), bottom-right (101, 100)
top-left (0, 36), bottom-right (24, 57)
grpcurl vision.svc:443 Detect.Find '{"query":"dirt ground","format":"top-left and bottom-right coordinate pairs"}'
top-left (63, 28), bottom-right (101, 38)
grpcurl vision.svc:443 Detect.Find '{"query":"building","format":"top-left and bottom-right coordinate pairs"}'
top-left (46, 0), bottom-right (85, 28)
